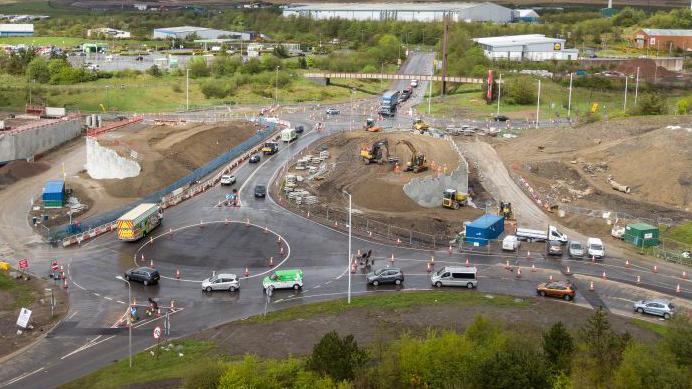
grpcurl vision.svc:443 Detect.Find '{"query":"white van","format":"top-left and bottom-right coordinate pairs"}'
top-left (502, 235), bottom-right (520, 251)
top-left (281, 128), bottom-right (297, 143)
top-left (586, 237), bottom-right (605, 260)
top-left (431, 266), bottom-right (477, 289)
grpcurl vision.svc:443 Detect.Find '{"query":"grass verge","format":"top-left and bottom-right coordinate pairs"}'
top-left (663, 221), bottom-right (692, 246)
top-left (0, 271), bottom-right (35, 309)
top-left (629, 318), bottom-right (670, 337)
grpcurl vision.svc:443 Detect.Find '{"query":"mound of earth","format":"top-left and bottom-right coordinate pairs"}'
top-left (0, 161), bottom-right (50, 189)
top-left (495, 115), bottom-right (692, 221)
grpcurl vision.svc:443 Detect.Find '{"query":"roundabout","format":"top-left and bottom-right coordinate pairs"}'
top-left (134, 221), bottom-right (291, 282)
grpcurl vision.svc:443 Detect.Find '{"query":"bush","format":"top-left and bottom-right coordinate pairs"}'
top-left (187, 58), bottom-right (210, 78)
top-left (504, 76), bottom-right (537, 105)
top-left (200, 80), bottom-right (229, 99)
top-left (542, 321), bottom-right (575, 374)
top-left (25, 57), bottom-right (50, 83)
top-left (172, 84), bottom-right (182, 93)
top-left (676, 98), bottom-right (689, 115)
top-left (306, 330), bottom-right (368, 381)
top-left (636, 92), bottom-right (667, 115)
top-left (183, 359), bottom-right (225, 389)
top-left (146, 65), bottom-right (162, 77)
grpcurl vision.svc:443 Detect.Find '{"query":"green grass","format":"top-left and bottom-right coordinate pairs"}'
top-left (630, 318), bottom-right (670, 337)
top-left (247, 290), bottom-right (527, 324)
top-left (59, 340), bottom-right (215, 389)
top-left (663, 222), bottom-right (692, 246)
top-left (0, 271), bottom-right (35, 308)
top-left (0, 0), bottom-right (90, 15)
top-left (0, 36), bottom-right (161, 49)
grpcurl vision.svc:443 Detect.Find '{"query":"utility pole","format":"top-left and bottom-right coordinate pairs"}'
top-left (567, 72), bottom-right (573, 120)
top-left (441, 14), bottom-right (449, 96)
top-left (623, 74), bottom-right (628, 113)
top-left (428, 67), bottom-right (433, 114)
top-left (275, 66), bottom-right (279, 107)
top-left (535, 79), bottom-right (541, 129)
top-left (496, 73), bottom-right (502, 116)
top-left (343, 191), bottom-right (352, 304)
top-left (634, 67), bottom-right (640, 106)
top-left (185, 68), bottom-right (189, 111)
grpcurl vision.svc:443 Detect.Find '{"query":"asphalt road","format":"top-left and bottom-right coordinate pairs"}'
top-left (0, 52), bottom-right (689, 388)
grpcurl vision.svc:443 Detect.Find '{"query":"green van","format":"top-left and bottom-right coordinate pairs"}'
top-left (263, 269), bottom-right (303, 291)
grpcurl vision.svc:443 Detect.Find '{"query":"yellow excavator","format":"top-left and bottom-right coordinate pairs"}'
top-left (498, 201), bottom-right (515, 221)
top-left (360, 139), bottom-right (389, 164)
top-left (412, 118), bottom-right (429, 134)
top-left (397, 139), bottom-right (428, 173)
top-left (364, 118), bottom-right (382, 132)
top-left (442, 189), bottom-right (468, 209)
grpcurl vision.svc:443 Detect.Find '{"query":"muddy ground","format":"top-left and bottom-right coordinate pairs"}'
top-left (280, 130), bottom-right (483, 238)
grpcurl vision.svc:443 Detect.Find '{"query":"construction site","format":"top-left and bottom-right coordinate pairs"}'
top-left (278, 129), bottom-right (483, 239)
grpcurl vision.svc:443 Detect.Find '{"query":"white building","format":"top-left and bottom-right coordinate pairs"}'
top-left (87, 28), bottom-right (131, 39)
top-left (473, 34), bottom-right (579, 61)
top-left (0, 24), bottom-right (34, 37)
top-left (513, 9), bottom-right (540, 22)
top-left (153, 26), bottom-right (240, 40)
top-left (282, 2), bottom-right (514, 23)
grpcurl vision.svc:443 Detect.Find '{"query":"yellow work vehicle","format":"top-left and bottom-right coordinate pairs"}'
top-left (364, 118), bottom-right (382, 132)
top-left (498, 201), bottom-right (514, 220)
top-left (397, 140), bottom-right (428, 173)
top-left (360, 140), bottom-right (389, 164)
top-left (442, 189), bottom-right (468, 209)
top-left (413, 118), bottom-right (429, 133)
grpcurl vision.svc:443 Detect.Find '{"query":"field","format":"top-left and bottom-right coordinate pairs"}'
top-left (0, 36), bottom-right (160, 48)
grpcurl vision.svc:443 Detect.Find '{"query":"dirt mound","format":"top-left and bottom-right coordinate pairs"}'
top-left (616, 58), bottom-right (677, 80)
top-left (0, 160), bottom-right (50, 187)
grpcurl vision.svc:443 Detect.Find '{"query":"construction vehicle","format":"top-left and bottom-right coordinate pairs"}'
top-left (498, 201), bottom-right (514, 220)
top-left (363, 118), bottom-right (382, 132)
top-left (412, 118), bottom-right (429, 133)
top-left (442, 189), bottom-right (468, 209)
top-left (397, 140), bottom-right (428, 173)
top-left (360, 140), bottom-right (390, 164)
top-left (261, 141), bottom-right (279, 155)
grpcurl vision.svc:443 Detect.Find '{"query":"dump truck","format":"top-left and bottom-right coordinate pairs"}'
top-left (397, 139), bottom-right (428, 173)
top-left (116, 203), bottom-right (162, 241)
top-left (360, 140), bottom-right (390, 164)
top-left (261, 141), bottom-right (279, 155)
top-left (442, 189), bottom-right (468, 209)
top-left (412, 118), bottom-right (429, 133)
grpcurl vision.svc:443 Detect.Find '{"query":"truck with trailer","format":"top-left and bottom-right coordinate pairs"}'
top-left (515, 225), bottom-right (568, 244)
top-left (116, 203), bottom-right (163, 241)
top-left (378, 90), bottom-right (400, 117)
top-left (281, 128), bottom-right (297, 143)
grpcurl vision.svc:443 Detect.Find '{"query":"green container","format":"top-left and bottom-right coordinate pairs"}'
top-left (623, 223), bottom-right (659, 248)
top-left (43, 200), bottom-right (63, 209)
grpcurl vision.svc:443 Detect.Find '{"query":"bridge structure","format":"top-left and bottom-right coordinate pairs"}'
top-left (304, 72), bottom-right (488, 85)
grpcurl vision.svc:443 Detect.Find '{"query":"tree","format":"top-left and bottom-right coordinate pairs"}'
top-left (273, 44), bottom-right (289, 58)
top-left (676, 98), bottom-right (689, 115)
top-left (306, 331), bottom-right (368, 381)
top-left (612, 7), bottom-right (646, 27)
top-left (25, 57), bottom-right (50, 83)
top-left (505, 76), bottom-right (537, 105)
top-left (542, 321), bottom-right (575, 374)
top-left (146, 64), bottom-right (162, 77)
top-left (613, 343), bottom-right (689, 389)
top-left (476, 338), bottom-right (551, 389)
top-left (636, 92), bottom-right (667, 115)
top-left (662, 314), bottom-right (692, 367)
top-left (187, 58), bottom-right (210, 78)
top-left (576, 307), bottom-right (630, 387)
top-left (200, 80), bottom-right (228, 99)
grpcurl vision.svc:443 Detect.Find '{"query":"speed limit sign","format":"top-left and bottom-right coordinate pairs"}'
top-left (153, 326), bottom-right (161, 339)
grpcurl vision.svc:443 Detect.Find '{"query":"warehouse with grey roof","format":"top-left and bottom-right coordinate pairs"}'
top-left (473, 34), bottom-right (579, 61)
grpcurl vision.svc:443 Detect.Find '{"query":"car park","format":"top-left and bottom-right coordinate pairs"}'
top-left (202, 273), bottom-right (239, 292)
top-left (633, 299), bottom-right (674, 319)
top-left (326, 107), bottom-right (340, 115)
top-left (124, 267), bottom-right (160, 286)
top-left (536, 281), bottom-right (575, 301)
top-left (431, 266), bottom-right (477, 288)
top-left (546, 240), bottom-right (563, 256)
top-left (220, 174), bottom-right (236, 186)
top-left (367, 267), bottom-right (404, 286)
top-left (263, 269), bottom-right (303, 291)
top-left (586, 237), bottom-right (605, 259)
top-left (254, 185), bottom-right (266, 198)
top-left (568, 241), bottom-right (584, 258)
top-left (502, 235), bottom-right (520, 251)
top-left (249, 154), bottom-right (261, 163)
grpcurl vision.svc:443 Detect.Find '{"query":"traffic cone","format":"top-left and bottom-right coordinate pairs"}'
top-left (357, 249), bottom-right (361, 257)
top-left (505, 260), bottom-right (511, 270)
top-left (465, 258), bottom-right (470, 266)
top-left (396, 238), bottom-right (401, 246)
top-left (515, 268), bottom-right (522, 279)
top-left (676, 284), bottom-right (681, 293)
top-left (636, 275), bottom-right (641, 284)
top-left (306, 211), bottom-right (310, 218)
top-left (334, 221), bottom-right (338, 227)
top-left (224, 217), bottom-right (229, 225)
top-left (63, 277), bottom-right (68, 289)
top-left (548, 275), bottom-right (553, 282)
top-left (430, 256), bottom-right (435, 265)
top-left (531, 264), bottom-right (536, 272)
top-left (150, 258), bottom-right (154, 268)
top-left (426, 262), bottom-right (432, 272)
top-left (264, 225), bottom-right (269, 234)
top-left (591, 255), bottom-right (596, 264)
top-left (625, 259), bottom-right (630, 268)
top-left (368, 231), bottom-right (373, 237)
top-left (150, 236), bottom-right (154, 245)
top-left (602, 271), bottom-right (607, 280)
top-left (176, 267), bottom-right (180, 279)
top-left (169, 227), bottom-right (173, 236)
top-left (683, 271), bottom-right (688, 280)
top-left (280, 246), bottom-right (284, 255)
top-left (244, 267), bottom-right (250, 277)
top-left (527, 251), bottom-right (531, 260)
top-left (653, 265), bottom-right (658, 273)
top-left (268, 257), bottom-right (274, 267)
top-left (565, 266), bottom-right (572, 275)
top-left (589, 281), bottom-right (594, 291)
top-left (389, 254), bottom-right (395, 264)
top-left (277, 236), bottom-right (282, 245)
top-left (351, 260), bottom-right (357, 273)
top-left (246, 217), bottom-right (250, 227)
top-left (448, 245), bottom-right (453, 255)
top-left (200, 219), bottom-right (204, 228)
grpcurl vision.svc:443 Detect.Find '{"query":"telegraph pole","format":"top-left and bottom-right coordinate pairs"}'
top-left (441, 14), bottom-right (449, 96)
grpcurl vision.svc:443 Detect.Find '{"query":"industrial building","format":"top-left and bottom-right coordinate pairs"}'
top-left (513, 9), bottom-right (540, 23)
top-left (473, 34), bottom-right (579, 61)
top-left (0, 23), bottom-right (34, 37)
top-left (153, 26), bottom-right (249, 40)
top-left (633, 29), bottom-right (692, 52)
top-left (87, 27), bottom-right (131, 39)
top-left (282, 2), bottom-right (514, 23)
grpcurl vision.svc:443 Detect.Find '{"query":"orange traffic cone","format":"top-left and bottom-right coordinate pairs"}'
top-left (245, 217), bottom-right (250, 227)
top-left (448, 245), bottom-right (453, 255)
top-left (244, 267), bottom-right (250, 277)
top-left (200, 219), bottom-right (204, 228)
top-left (625, 259), bottom-right (630, 268)
top-left (430, 256), bottom-right (435, 265)
top-left (264, 226), bottom-right (269, 234)
top-left (357, 249), bottom-right (361, 257)
top-left (334, 221), bottom-right (338, 227)
top-left (176, 267), bottom-right (181, 279)
top-left (368, 231), bottom-right (373, 237)
top-left (531, 264), bottom-right (537, 272)
top-left (465, 258), bottom-right (470, 266)
top-left (515, 268), bottom-right (522, 279)
top-left (306, 211), bottom-right (310, 218)
top-left (548, 275), bottom-right (553, 281)
top-left (268, 256), bottom-right (274, 267)
top-left (150, 258), bottom-right (154, 268)
top-left (224, 217), bottom-right (229, 225)
top-left (683, 271), bottom-right (688, 280)
top-left (591, 256), bottom-right (596, 264)
top-left (63, 277), bottom-right (68, 289)
top-left (505, 260), bottom-right (511, 270)
top-left (676, 284), bottom-right (681, 293)
top-left (279, 246), bottom-right (284, 255)
top-left (389, 254), bottom-right (395, 264)
top-left (527, 251), bottom-right (532, 260)
top-left (602, 271), bottom-right (607, 280)
top-left (426, 262), bottom-right (432, 272)
top-left (589, 281), bottom-right (595, 291)
top-left (150, 236), bottom-right (154, 245)
top-left (565, 266), bottom-right (572, 275)
top-left (351, 260), bottom-right (357, 273)
top-left (396, 238), bottom-right (401, 245)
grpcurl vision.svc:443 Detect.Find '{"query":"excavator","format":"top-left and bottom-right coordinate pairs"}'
top-left (412, 118), bottom-right (429, 134)
top-left (363, 118), bottom-right (382, 132)
top-left (442, 189), bottom-right (468, 209)
top-left (498, 201), bottom-right (515, 221)
top-left (360, 140), bottom-right (390, 164)
top-left (396, 139), bottom-right (428, 173)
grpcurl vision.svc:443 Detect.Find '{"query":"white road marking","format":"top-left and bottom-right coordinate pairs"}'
top-left (2, 367), bottom-right (45, 386)
top-left (103, 297), bottom-right (112, 301)
top-left (93, 293), bottom-right (100, 297)
top-left (116, 300), bottom-right (125, 304)
top-left (66, 311), bottom-right (78, 320)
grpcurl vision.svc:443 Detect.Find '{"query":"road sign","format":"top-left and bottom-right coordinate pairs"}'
top-left (153, 326), bottom-right (161, 339)
top-left (16, 307), bottom-right (32, 328)
top-left (18, 259), bottom-right (28, 270)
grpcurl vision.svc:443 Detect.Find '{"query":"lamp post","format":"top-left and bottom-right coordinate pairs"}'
top-left (343, 191), bottom-right (352, 304)
top-left (105, 85), bottom-right (110, 111)
top-left (275, 66), bottom-right (280, 107)
top-left (349, 88), bottom-right (355, 132)
top-left (116, 275), bottom-right (132, 368)
top-left (496, 73), bottom-right (502, 116)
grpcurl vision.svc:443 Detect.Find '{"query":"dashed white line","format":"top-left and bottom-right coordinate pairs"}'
top-left (116, 300), bottom-right (125, 304)
top-left (2, 367), bottom-right (45, 386)
top-left (103, 297), bottom-right (112, 301)
top-left (66, 311), bottom-right (78, 320)
top-left (93, 293), bottom-right (100, 297)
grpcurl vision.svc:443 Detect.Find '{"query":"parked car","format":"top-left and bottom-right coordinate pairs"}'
top-left (633, 299), bottom-right (674, 319)
top-left (536, 281), bottom-right (575, 301)
top-left (295, 125), bottom-right (304, 134)
top-left (502, 235), bottom-right (520, 251)
top-left (546, 240), bottom-right (564, 256)
top-left (587, 237), bottom-right (605, 260)
top-left (431, 266), bottom-right (477, 288)
top-left (249, 154), bottom-right (261, 163)
top-left (254, 185), bottom-right (266, 198)
top-left (220, 174), bottom-right (236, 186)
top-left (326, 107), bottom-right (340, 115)
top-left (135, 56), bottom-right (144, 61)
top-left (568, 241), bottom-right (584, 258)
top-left (367, 267), bottom-right (404, 286)
top-left (124, 267), bottom-right (160, 286)
top-left (263, 269), bottom-right (303, 291)
top-left (410, 79), bottom-right (419, 88)
top-left (494, 115), bottom-right (510, 122)
top-left (202, 273), bottom-right (239, 292)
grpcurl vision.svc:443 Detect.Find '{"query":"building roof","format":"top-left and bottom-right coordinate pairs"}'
top-left (43, 180), bottom-right (65, 194)
top-left (515, 9), bottom-right (540, 18)
top-left (285, 2), bottom-right (498, 12)
top-left (641, 28), bottom-right (692, 37)
top-left (154, 26), bottom-right (213, 33)
top-left (626, 223), bottom-right (658, 231)
top-left (473, 34), bottom-right (563, 47)
top-left (0, 23), bottom-right (34, 32)
top-left (468, 214), bottom-right (504, 229)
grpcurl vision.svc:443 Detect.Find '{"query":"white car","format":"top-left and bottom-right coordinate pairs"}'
top-left (410, 79), bottom-right (419, 88)
top-left (202, 273), bottom-right (239, 292)
top-left (220, 174), bottom-right (236, 186)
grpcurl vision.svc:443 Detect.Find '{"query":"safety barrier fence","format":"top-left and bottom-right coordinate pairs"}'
top-left (86, 115), bottom-right (144, 137)
top-left (3, 114), bottom-right (82, 135)
top-left (57, 118), bottom-right (285, 246)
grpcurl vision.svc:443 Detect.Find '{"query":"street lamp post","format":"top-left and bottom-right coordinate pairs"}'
top-left (275, 66), bottom-right (280, 107)
top-left (343, 191), bottom-right (352, 304)
top-left (349, 88), bottom-right (355, 132)
top-left (116, 276), bottom-right (132, 368)
top-left (185, 68), bottom-right (190, 111)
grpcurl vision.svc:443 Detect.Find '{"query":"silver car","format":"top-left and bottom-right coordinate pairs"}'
top-left (202, 273), bottom-right (239, 292)
top-left (633, 299), bottom-right (674, 319)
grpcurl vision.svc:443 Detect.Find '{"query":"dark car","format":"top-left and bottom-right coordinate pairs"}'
top-left (367, 267), bottom-right (404, 286)
top-left (249, 154), bottom-right (261, 163)
top-left (124, 267), bottom-right (160, 286)
top-left (135, 56), bottom-right (144, 61)
top-left (254, 185), bottom-right (266, 198)
top-left (295, 125), bottom-right (304, 134)
top-left (494, 115), bottom-right (510, 122)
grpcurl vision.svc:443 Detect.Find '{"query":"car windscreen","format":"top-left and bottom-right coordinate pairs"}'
top-left (571, 243), bottom-right (582, 249)
top-left (591, 244), bottom-right (603, 250)
top-left (374, 268), bottom-right (384, 276)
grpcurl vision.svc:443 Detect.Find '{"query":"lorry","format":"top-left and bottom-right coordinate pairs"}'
top-left (261, 141), bottom-right (279, 155)
top-left (116, 203), bottom-right (162, 241)
top-left (378, 90), bottom-right (400, 117)
top-left (442, 189), bottom-right (468, 209)
top-left (281, 128), bottom-right (297, 143)
top-left (515, 225), bottom-right (568, 244)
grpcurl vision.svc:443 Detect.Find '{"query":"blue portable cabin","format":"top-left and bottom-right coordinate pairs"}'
top-left (465, 214), bottom-right (505, 246)
top-left (42, 180), bottom-right (65, 208)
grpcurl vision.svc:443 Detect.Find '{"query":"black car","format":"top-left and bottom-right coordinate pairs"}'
top-left (249, 155), bottom-right (261, 163)
top-left (494, 115), bottom-right (510, 122)
top-left (295, 125), bottom-right (304, 134)
top-left (254, 185), bottom-right (266, 198)
top-left (124, 267), bottom-right (160, 286)
top-left (135, 56), bottom-right (144, 61)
